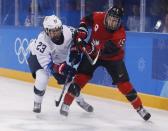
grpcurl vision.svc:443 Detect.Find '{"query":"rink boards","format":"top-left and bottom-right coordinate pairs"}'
top-left (0, 26), bottom-right (168, 110)
top-left (0, 67), bottom-right (168, 111)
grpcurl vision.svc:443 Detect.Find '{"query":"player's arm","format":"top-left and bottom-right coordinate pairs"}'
top-left (34, 39), bottom-right (51, 71)
top-left (33, 36), bottom-right (61, 74)
top-left (49, 60), bottom-right (76, 84)
top-left (80, 13), bottom-right (94, 31)
top-left (34, 34), bottom-right (68, 75)
top-left (69, 41), bottom-right (81, 65)
top-left (113, 27), bottom-right (126, 49)
top-left (74, 13), bottom-right (94, 42)
top-left (102, 27), bottom-right (126, 56)
top-left (35, 29), bottom-right (76, 84)
top-left (64, 26), bottom-right (82, 65)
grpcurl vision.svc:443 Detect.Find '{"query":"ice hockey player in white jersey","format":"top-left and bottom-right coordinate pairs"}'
top-left (27, 15), bottom-right (93, 113)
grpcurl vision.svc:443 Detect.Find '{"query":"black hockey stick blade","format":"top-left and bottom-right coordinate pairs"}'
top-left (55, 93), bottom-right (63, 106)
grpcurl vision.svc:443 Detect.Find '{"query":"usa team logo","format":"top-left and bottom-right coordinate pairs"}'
top-left (14, 37), bottom-right (30, 64)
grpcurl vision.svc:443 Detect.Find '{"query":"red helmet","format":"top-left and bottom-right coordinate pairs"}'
top-left (104, 6), bottom-right (124, 32)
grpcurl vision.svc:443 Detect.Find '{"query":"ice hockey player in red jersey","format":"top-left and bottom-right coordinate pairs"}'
top-left (60, 6), bottom-right (151, 121)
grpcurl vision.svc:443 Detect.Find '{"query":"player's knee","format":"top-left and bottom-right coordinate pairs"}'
top-left (34, 69), bottom-right (49, 91)
top-left (34, 86), bottom-right (45, 96)
top-left (68, 83), bottom-right (81, 97)
top-left (117, 81), bottom-right (133, 94)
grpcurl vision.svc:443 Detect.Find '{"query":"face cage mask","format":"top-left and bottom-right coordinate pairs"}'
top-left (45, 28), bottom-right (64, 45)
top-left (104, 15), bottom-right (121, 32)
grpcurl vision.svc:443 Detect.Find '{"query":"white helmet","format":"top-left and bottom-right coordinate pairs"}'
top-left (43, 15), bottom-right (62, 31)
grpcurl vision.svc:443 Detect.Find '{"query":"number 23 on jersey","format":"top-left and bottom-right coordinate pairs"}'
top-left (36, 42), bottom-right (47, 53)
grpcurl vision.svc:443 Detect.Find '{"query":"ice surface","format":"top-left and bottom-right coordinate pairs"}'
top-left (0, 76), bottom-right (168, 131)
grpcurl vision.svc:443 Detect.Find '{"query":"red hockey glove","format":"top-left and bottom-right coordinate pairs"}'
top-left (52, 62), bottom-right (66, 75)
top-left (51, 62), bottom-right (76, 77)
top-left (74, 27), bottom-right (88, 45)
top-left (50, 62), bottom-right (76, 84)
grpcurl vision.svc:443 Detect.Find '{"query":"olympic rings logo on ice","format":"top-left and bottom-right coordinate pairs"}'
top-left (14, 37), bottom-right (31, 64)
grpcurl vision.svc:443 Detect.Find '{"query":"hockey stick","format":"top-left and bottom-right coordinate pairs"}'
top-left (78, 38), bottom-right (100, 65)
top-left (82, 47), bottom-right (100, 65)
top-left (55, 62), bottom-right (75, 107)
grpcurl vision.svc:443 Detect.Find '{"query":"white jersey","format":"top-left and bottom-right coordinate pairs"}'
top-left (29, 25), bottom-right (75, 72)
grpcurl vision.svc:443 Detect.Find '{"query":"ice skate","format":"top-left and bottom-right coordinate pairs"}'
top-left (33, 102), bottom-right (41, 113)
top-left (60, 103), bottom-right (69, 116)
top-left (76, 100), bottom-right (94, 112)
top-left (137, 107), bottom-right (151, 121)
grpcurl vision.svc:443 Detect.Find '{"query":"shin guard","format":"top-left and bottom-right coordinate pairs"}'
top-left (63, 74), bottom-right (91, 106)
top-left (117, 82), bottom-right (142, 109)
top-left (64, 93), bottom-right (75, 105)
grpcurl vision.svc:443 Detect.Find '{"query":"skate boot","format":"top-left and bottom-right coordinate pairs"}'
top-left (60, 103), bottom-right (70, 116)
top-left (137, 106), bottom-right (151, 121)
top-left (33, 102), bottom-right (41, 113)
top-left (76, 100), bottom-right (94, 112)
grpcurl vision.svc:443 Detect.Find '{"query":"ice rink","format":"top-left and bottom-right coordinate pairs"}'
top-left (0, 76), bottom-right (168, 131)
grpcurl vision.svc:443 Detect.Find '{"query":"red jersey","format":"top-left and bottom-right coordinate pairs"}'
top-left (80, 12), bottom-right (126, 61)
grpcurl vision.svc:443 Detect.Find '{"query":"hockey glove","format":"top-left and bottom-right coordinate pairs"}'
top-left (50, 62), bottom-right (76, 84)
top-left (76, 27), bottom-right (88, 40)
top-left (73, 27), bottom-right (88, 45)
top-left (51, 62), bottom-right (76, 76)
top-left (69, 45), bottom-right (81, 65)
top-left (76, 38), bottom-right (87, 47)
top-left (53, 73), bottom-right (67, 84)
